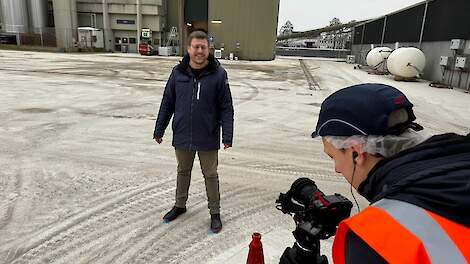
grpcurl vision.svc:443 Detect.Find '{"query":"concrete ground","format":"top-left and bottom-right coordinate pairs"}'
top-left (0, 50), bottom-right (469, 264)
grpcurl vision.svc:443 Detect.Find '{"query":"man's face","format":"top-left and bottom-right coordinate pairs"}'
top-left (187, 38), bottom-right (209, 66)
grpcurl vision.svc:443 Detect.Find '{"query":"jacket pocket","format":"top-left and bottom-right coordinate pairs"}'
top-left (200, 112), bottom-right (218, 136)
top-left (172, 114), bottom-right (183, 132)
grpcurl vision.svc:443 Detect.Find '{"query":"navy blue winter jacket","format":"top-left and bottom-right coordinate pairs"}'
top-left (154, 53), bottom-right (234, 151)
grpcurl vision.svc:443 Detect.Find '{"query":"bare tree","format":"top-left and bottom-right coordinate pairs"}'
top-left (280, 20), bottom-right (294, 36)
top-left (329, 18), bottom-right (343, 49)
top-left (329, 17), bottom-right (341, 27)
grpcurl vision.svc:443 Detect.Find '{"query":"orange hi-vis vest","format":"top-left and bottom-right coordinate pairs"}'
top-left (332, 199), bottom-right (470, 264)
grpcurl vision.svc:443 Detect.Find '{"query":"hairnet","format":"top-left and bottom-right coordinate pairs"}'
top-left (324, 129), bottom-right (431, 158)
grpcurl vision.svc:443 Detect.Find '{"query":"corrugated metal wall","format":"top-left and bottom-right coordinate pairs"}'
top-left (384, 4), bottom-right (424, 43)
top-left (353, 0), bottom-right (470, 45)
top-left (423, 0), bottom-right (470, 41)
top-left (208, 0), bottom-right (279, 60)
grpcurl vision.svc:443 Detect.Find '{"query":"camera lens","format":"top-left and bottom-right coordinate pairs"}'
top-left (290, 178), bottom-right (319, 205)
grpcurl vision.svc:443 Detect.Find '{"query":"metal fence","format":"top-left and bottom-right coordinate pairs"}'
top-left (0, 27), bottom-right (86, 50)
top-left (19, 27), bottom-right (57, 47)
top-left (276, 47), bottom-right (350, 59)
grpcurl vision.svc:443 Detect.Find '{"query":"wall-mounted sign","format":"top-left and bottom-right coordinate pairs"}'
top-left (142, 28), bottom-right (152, 38)
top-left (117, 19), bottom-right (135, 25)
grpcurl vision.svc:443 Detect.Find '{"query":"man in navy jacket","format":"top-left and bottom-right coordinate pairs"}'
top-left (154, 30), bottom-right (234, 233)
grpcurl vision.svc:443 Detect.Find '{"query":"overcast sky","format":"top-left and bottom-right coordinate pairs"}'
top-left (278, 0), bottom-right (424, 32)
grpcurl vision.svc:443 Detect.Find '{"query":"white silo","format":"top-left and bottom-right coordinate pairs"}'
top-left (0, 0), bottom-right (29, 33)
top-left (28, 0), bottom-right (48, 33)
top-left (387, 47), bottom-right (426, 79)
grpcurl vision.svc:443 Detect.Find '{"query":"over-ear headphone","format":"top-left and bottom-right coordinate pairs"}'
top-left (352, 151), bottom-right (358, 164)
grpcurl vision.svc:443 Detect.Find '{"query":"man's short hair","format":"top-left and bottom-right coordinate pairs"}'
top-left (187, 30), bottom-right (209, 46)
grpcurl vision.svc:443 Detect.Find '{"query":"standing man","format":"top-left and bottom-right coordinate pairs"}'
top-left (154, 30), bottom-right (234, 234)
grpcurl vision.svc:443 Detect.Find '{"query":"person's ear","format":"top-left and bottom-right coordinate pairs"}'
top-left (352, 151), bottom-right (358, 164)
top-left (350, 145), bottom-right (365, 165)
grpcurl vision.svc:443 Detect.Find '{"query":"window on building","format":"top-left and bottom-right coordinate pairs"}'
top-left (115, 37), bottom-right (121, 44)
top-left (129, 38), bottom-right (136, 44)
top-left (122, 38), bottom-right (128, 44)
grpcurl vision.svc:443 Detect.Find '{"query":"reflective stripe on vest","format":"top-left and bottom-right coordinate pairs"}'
top-left (332, 199), bottom-right (469, 264)
top-left (374, 199), bottom-right (467, 263)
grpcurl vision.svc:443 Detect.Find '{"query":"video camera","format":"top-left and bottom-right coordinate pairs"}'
top-left (276, 178), bottom-right (353, 264)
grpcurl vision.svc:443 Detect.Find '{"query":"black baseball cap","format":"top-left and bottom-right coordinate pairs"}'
top-left (312, 83), bottom-right (422, 138)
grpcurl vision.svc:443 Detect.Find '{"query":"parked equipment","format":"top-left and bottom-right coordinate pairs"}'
top-left (139, 28), bottom-right (157, 55)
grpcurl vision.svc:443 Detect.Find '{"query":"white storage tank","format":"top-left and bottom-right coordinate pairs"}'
top-left (366, 47), bottom-right (392, 71)
top-left (0, 0), bottom-right (29, 33)
top-left (387, 47), bottom-right (426, 78)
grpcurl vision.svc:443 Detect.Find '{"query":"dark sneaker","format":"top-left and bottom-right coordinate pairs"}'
top-left (210, 214), bottom-right (222, 233)
top-left (163, 206), bottom-right (186, 222)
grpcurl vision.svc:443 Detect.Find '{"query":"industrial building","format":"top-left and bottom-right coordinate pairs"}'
top-left (351, 0), bottom-right (470, 90)
top-left (0, 0), bottom-right (279, 60)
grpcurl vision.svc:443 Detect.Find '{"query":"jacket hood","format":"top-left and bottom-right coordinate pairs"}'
top-left (358, 133), bottom-right (470, 227)
top-left (176, 53), bottom-right (220, 75)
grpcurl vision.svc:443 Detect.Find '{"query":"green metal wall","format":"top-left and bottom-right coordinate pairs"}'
top-left (208, 0), bottom-right (280, 60)
top-left (166, 0), bottom-right (181, 31)
top-left (166, 0), bottom-right (185, 53)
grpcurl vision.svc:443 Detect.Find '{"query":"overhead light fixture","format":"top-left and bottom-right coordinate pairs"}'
top-left (211, 20), bottom-right (222, 24)
top-left (186, 23), bottom-right (192, 26)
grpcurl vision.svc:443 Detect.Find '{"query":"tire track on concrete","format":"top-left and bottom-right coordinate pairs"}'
top-left (85, 190), bottom-right (213, 264)
top-left (63, 195), bottom-right (196, 264)
top-left (223, 161), bottom-right (343, 183)
top-left (27, 181), bottom-right (181, 264)
top-left (8, 178), bottom-right (229, 264)
top-left (0, 123), bottom-right (74, 245)
top-left (2, 177), bottom-right (175, 263)
top-left (232, 81), bottom-right (259, 106)
top-left (0, 172), bottom-right (22, 231)
top-left (110, 186), bottom-right (270, 263)
top-left (89, 198), bottom-right (207, 264)
top-left (146, 190), bottom-right (276, 264)
top-left (39, 178), bottom-right (211, 264)
top-left (178, 205), bottom-right (279, 264)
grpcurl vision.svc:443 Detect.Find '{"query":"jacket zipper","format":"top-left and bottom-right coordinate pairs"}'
top-left (189, 77), bottom-right (196, 149)
top-left (197, 82), bottom-right (201, 100)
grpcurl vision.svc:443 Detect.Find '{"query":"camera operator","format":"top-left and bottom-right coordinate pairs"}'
top-left (310, 83), bottom-right (470, 263)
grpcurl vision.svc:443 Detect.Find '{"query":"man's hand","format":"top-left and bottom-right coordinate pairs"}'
top-left (223, 143), bottom-right (231, 150)
top-left (155, 137), bottom-right (163, 144)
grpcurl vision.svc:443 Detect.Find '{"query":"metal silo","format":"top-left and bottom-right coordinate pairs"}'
top-left (28, 0), bottom-right (48, 33)
top-left (0, 0), bottom-right (29, 33)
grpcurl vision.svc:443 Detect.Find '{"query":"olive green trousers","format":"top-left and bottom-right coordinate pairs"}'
top-left (174, 148), bottom-right (220, 214)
